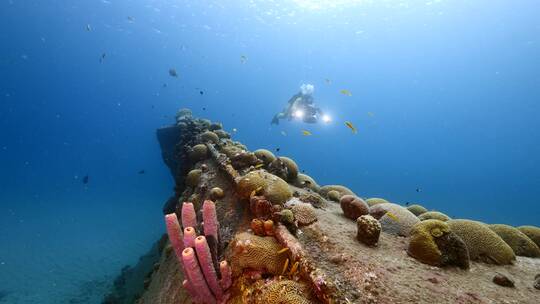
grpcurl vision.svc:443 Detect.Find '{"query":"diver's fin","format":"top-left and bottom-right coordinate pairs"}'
top-left (271, 114), bottom-right (280, 125)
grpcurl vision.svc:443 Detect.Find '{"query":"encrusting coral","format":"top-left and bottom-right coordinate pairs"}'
top-left (407, 204), bottom-right (428, 216)
top-left (236, 170), bottom-right (292, 205)
top-left (517, 225), bottom-right (540, 248)
top-left (489, 224), bottom-right (540, 258)
top-left (356, 215), bottom-right (381, 247)
top-left (230, 232), bottom-right (289, 276)
top-left (418, 211), bottom-right (451, 222)
top-left (447, 219), bottom-right (515, 265)
top-left (340, 195), bottom-right (369, 220)
top-left (408, 219), bottom-right (469, 269)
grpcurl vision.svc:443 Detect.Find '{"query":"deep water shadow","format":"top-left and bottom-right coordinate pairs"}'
top-left (0, 290), bottom-right (10, 302)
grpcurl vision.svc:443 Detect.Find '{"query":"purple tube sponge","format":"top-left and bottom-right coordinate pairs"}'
top-left (182, 202), bottom-right (198, 230)
top-left (202, 200), bottom-right (219, 243)
top-left (182, 247), bottom-right (216, 304)
top-left (219, 260), bottom-right (232, 290)
top-left (164, 213), bottom-right (184, 259)
top-left (195, 236), bottom-right (223, 298)
top-left (183, 227), bottom-right (197, 248)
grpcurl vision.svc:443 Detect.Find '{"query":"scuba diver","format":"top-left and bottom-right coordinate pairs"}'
top-left (271, 84), bottom-right (330, 125)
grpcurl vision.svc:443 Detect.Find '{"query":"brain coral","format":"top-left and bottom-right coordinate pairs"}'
top-left (489, 224), bottom-right (540, 258)
top-left (407, 204), bottom-right (428, 216)
top-left (254, 279), bottom-right (312, 304)
top-left (293, 173), bottom-right (320, 192)
top-left (447, 219), bottom-right (515, 265)
top-left (288, 201), bottom-right (317, 226)
top-left (236, 170), bottom-right (292, 205)
top-left (319, 185), bottom-right (354, 199)
top-left (209, 187), bottom-right (224, 201)
top-left (253, 149), bottom-right (276, 165)
top-left (200, 131), bottom-right (219, 144)
top-left (365, 197), bottom-right (391, 207)
top-left (189, 144), bottom-right (208, 162)
top-left (378, 204), bottom-right (420, 236)
top-left (517, 226), bottom-right (540, 248)
top-left (369, 202), bottom-right (398, 220)
top-left (418, 211), bottom-right (450, 222)
top-left (230, 232), bottom-right (288, 276)
top-left (408, 219), bottom-right (469, 269)
top-left (186, 169), bottom-right (202, 187)
top-left (340, 195), bottom-right (369, 220)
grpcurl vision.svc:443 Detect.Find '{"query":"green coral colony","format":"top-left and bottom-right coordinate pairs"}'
top-left (164, 109), bottom-right (540, 303)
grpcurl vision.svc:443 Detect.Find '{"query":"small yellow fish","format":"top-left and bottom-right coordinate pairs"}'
top-left (345, 121), bottom-right (358, 134)
top-left (340, 89), bottom-right (352, 96)
top-left (367, 112), bottom-right (374, 117)
top-left (301, 130), bottom-right (312, 136)
top-left (240, 55), bottom-right (247, 63)
top-left (289, 261), bottom-right (299, 275)
top-left (254, 163), bottom-right (264, 169)
top-left (280, 131), bottom-right (287, 136)
top-left (277, 247), bottom-right (289, 254)
top-left (386, 212), bottom-right (399, 222)
top-left (281, 258), bottom-right (290, 275)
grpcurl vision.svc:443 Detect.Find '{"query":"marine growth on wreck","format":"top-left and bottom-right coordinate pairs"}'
top-left (141, 109), bottom-right (540, 304)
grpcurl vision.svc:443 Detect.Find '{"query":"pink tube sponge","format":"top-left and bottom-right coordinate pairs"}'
top-left (182, 247), bottom-right (216, 304)
top-left (181, 202), bottom-right (198, 230)
top-left (164, 213), bottom-right (184, 259)
top-left (202, 200), bottom-right (219, 243)
top-left (183, 227), bottom-right (197, 248)
top-left (194, 236), bottom-right (223, 298)
top-left (219, 260), bottom-right (232, 290)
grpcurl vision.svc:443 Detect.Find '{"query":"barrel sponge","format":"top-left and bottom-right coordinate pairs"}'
top-left (200, 130), bottom-right (219, 144)
top-left (236, 170), bottom-right (292, 205)
top-left (279, 156), bottom-right (299, 181)
top-left (407, 204), bottom-right (428, 216)
top-left (189, 144), bottom-right (208, 162)
top-left (293, 173), bottom-right (320, 192)
top-left (489, 224), bottom-right (540, 258)
top-left (254, 149), bottom-right (276, 165)
top-left (230, 232), bottom-right (288, 276)
top-left (255, 279), bottom-right (312, 304)
top-left (319, 185), bottom-right (355, 199)
top-left (448, 219), bottom-right (515, 265)
top-left (213, 129), bottom-right (230, 139)
top-left (408, 219), bottom-right (470, 269)
top-left (365, 197), bottom-right (391, 207)
top-left (418, 211), bottom-right (450, 222)
top-left (518, 225), bottom-right (540, 248)
top-left (186, 169), bottom-right (202, 187)
top-left (379, 204), bottom-right (419, 236)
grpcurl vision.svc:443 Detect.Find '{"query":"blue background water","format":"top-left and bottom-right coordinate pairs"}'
top-left (1, 0), bottom-right (539, 302)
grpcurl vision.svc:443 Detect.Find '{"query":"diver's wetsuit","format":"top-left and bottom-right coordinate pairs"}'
top-left (271, 92), bottom-right (322, 124)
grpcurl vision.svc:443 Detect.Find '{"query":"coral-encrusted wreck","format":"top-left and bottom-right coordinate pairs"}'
top-left (138, 109), bottom-right (540, 304)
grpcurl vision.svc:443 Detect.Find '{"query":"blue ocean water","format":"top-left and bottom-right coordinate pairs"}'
top-left (1, 0), bottom-right (539, 303)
